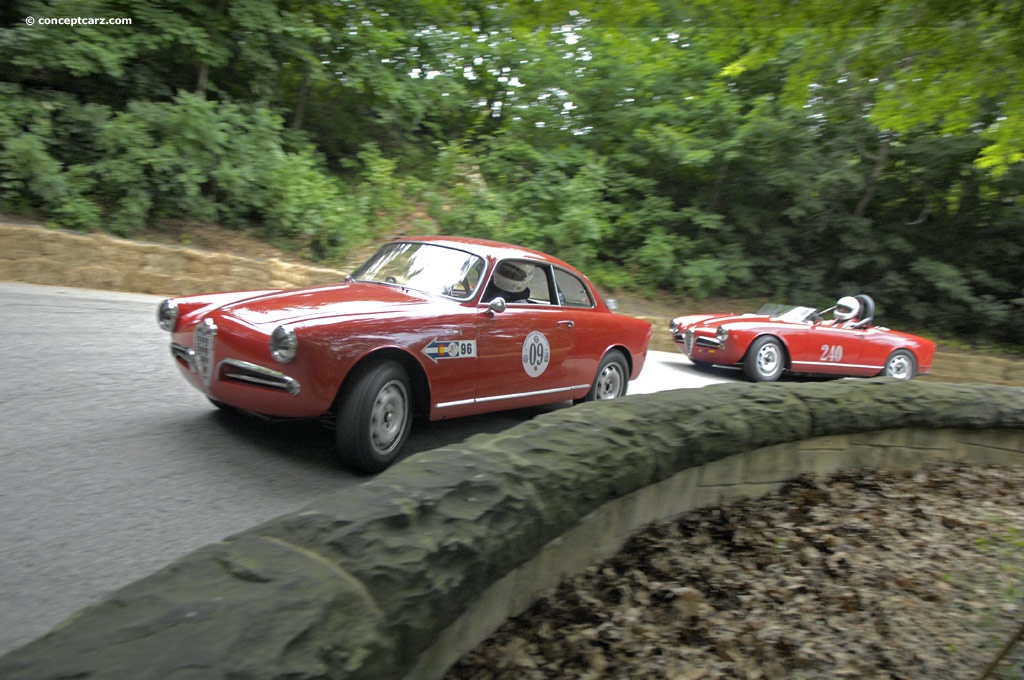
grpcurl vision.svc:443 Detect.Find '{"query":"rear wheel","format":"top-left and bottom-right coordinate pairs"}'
top-left (336, 361), bottom-right (412, 473)
top-left (744, 336), bottom-right (785, 382)
top-left (883, 350), bottom-right (917, 380)
top-left (577, 350), bottom-right (629, 403)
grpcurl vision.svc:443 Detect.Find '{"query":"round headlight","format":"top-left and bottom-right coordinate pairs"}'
top-left (270, 325), bottom-right (298, 363)
top-left (157, 299), bottom-right (179, 332)
top-left (716, 326), bottom-right (730, 342)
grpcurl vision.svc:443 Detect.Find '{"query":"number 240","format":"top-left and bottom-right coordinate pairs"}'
top-left (820, 344), bottom-right (844, 362)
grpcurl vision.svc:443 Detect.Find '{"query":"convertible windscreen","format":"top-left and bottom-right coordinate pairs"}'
top-left (757, 303), bottom-right (818, 324)
top-left (351, 242), bottom-right (486, 300)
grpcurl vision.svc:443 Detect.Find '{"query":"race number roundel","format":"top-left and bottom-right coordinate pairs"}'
top-left (522, 331), bottom-right (551, 377)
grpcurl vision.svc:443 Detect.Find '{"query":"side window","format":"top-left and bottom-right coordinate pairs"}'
top-left (483, 259), bottom-right (552, 304)
top-left (554, 269), bottom-right (594, 308)
top-left (523, 266), bottom-right (551, 304)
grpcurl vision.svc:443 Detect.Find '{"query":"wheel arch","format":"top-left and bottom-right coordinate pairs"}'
top-left (604, 344), bottom-right (635, 376)
top-left (742, 333), bottom-right (792, 369)
top-left (333, 348), bottom-right (431, 419)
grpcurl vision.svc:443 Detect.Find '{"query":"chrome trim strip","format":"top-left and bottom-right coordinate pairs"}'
top-left (170, 343), bottom-right (196, 372)
top-left (791, 361), bottom-right (881, 371)
top-left (694, 337), bottom-right (723, 349)
top-left (218, 359), bottom-right (301, 396)
top-left (436, 383), bottom-right (591, 410)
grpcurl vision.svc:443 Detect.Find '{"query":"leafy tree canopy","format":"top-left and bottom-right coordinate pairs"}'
top-left (685, 0), bottom-right (1024, 174)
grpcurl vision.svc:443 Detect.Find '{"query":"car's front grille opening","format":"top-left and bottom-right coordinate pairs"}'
top-left (194, 319), bottom-right (217, 387)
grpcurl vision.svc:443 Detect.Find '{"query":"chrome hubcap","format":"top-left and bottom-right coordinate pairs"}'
top-left (887, 355), bottom-right (912, 379)
top-left (757, 344), bottom-right (780, 376)
top-left (369, 380), bottom-right (408, 453)
top-left (595, 363), bottom-right (624, 399)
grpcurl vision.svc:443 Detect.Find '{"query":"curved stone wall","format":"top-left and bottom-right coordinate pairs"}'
top-left (1, 379), bottom-right (1021, 680)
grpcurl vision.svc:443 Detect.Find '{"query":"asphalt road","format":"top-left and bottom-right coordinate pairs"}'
top-left (0, 282), bottom-right (732, 656)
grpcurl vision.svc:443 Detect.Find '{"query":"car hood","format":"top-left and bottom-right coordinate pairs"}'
top-left (216, 282), bottom-right (436, 326)
top-left (678, 313), bottom-right (770, 329)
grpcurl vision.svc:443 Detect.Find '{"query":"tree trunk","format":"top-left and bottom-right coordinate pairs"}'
top-left (854, 136), bottom-right (890, 218)
top-left (195, 62), bottom-right (209, 95)
top-left (292, 76), bottom-right (309, 130)
top-left (196, 0), bottom-right (228, 96)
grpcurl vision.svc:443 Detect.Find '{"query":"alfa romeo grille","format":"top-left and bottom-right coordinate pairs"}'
top-left (684, 329), bottom-right (694, 355)
top-left (194, 318), bottom-right (217, 387)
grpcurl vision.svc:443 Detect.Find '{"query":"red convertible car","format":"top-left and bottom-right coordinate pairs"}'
top-left (668, 294), bottom-right (935, 382)
top-left (158, 236), bottom-right (652, 472)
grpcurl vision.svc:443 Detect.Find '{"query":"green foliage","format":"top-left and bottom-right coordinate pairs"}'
top-left (900, 258), bottom-right (1018, 343)
top-left (260, 150), bottom-right (358, 261)
top-left (0, 85), bottom-right (363, 256)
top-left (683, 0), bottom-right (1024, 176)
top-left (630, 228), bottom-right (691, 290)
top-left (0, 88), bottom-right (103, 228)
top-left (427, 142), bottom-right (506, 240)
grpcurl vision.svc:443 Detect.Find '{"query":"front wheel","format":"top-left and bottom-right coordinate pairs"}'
top-left (336, 361), bottom-right (412, 473)
top-left (577, 350), bottom-right (629, 403)
top-left (883, 350), bottom-right (917, 380)
top-left (744, 336), bottom-right (785, 382)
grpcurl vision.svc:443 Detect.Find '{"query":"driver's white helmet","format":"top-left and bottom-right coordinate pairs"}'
top-left (492, 261), bottom-right (533, 294)
top-left (834, 295), bottom-right (860, 322)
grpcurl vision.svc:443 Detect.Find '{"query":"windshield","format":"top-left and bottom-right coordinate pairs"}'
top-left (756, 303), bottom-right (818, 324)
top-left (350, 242), bottom-right (486, 300)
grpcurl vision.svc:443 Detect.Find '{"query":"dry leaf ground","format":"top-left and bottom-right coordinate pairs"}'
top-left (449, 464), bottom-right (1024, 679)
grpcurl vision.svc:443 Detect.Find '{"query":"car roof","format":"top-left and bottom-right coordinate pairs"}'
top-left (394, 235), bottom-right (577, 271)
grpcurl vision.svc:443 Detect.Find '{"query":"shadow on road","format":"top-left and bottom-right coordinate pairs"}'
top-left (204, 401), bottom-right (571, 475)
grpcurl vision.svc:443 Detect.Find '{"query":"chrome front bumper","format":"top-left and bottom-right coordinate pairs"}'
top-left (675, 329), bottom-right (724, 355)
top-left (170, 343), bottom-right (301, 396)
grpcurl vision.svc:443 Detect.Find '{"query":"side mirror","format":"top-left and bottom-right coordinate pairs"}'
top-left (606, 298), bottom-right (619, 311)
top-left (487, 297), bottom-right (507, 315)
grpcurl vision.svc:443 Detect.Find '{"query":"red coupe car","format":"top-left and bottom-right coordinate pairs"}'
top-left (668, 294), bottom-right (935, 382)
top-left (158, 236), bottom-right (652, 472)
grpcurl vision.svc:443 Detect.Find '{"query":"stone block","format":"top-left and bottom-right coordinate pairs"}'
top-left (747, 443), bottom-right (808, 483)
top-left (699, 451), bottom-right (747, 486)
top-left (798, 443), bottom-right (884, 476)
top-left (880, 446), bottom-right (959, 470)
top-left (957, 429), bottom-right (1024, 453)
top-left (640, 466), bottom-right (702, 520)
top-left (695, 482), bottom-right (785, 509)
top-left (957, 444), bottom-right (1023, 466)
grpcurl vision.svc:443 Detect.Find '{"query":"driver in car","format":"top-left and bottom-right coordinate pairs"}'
top-left (824, 295), bottom-right (861, 328)
top-left (484, 261), bottom-right (534, 303)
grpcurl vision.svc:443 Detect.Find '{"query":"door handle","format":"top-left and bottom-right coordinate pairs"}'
top-left (557, 320), bottom-right (575, 328)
